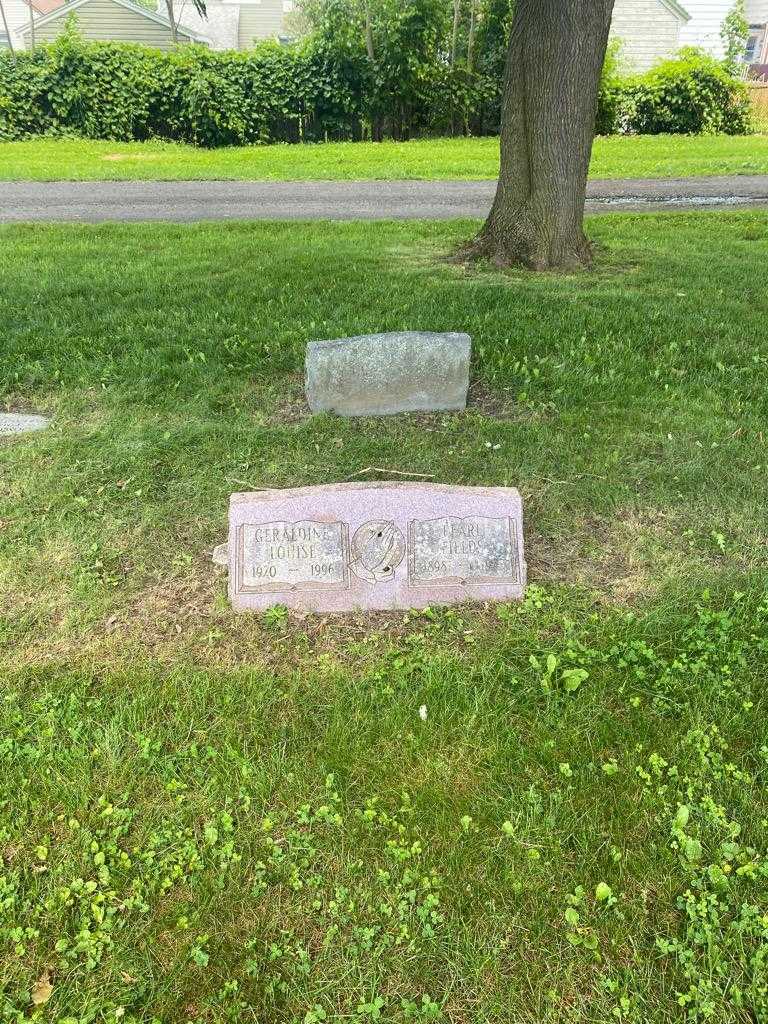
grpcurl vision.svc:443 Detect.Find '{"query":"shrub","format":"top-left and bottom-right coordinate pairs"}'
top-left (595, 38), bottom-right (626, 136)
top-left (0, 29), bottom-right (753, 145)
top-left (0, 26), bottom-right (369, 145)
top-left (619, 50), bottom-right (753, 135)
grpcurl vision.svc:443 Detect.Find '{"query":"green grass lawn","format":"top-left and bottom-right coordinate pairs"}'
top-left (2, 212), bottom-right (768, 1022)
top-left (2, 133), bottom-right (768, 181)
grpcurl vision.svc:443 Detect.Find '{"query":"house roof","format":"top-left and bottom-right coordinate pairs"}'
top-left (21, 0), bottom-right (207, 40)
top-left (32, 0), bottom-right (68, 15)
top-left (7, 0), bottom-right (66, 16)
top-left (660, 0), bottom-right (691, 22)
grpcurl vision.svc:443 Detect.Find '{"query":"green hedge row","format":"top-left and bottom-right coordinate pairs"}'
top-left (599, 51), bottom-right (752, 136)
top-left (0, 31), bottom-right (370, 145)
top-left (0, 30), bottom-right (753, 145)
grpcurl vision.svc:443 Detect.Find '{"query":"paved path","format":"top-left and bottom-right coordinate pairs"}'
top-left (2, 176), bottom-right (768, 222)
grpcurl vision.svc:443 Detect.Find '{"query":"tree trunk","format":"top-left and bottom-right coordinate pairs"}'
top-left (450, 0), bottom-right (461, 65)
top-left (0, 0), bottom-right (15, 56)
top-left (165, 0), bottom-right (178, 43)
top-left (364, 4), bottom-right (383, 141)
top-left (461, 0), bottom-right (615, 271)
top-left (466, 0), bottom-right (477, 73)
top-left (364, 2), bottom-right (375, 61)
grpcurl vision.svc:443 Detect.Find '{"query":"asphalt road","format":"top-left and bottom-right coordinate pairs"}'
top-left (2, 175), bottom-right (768, 222)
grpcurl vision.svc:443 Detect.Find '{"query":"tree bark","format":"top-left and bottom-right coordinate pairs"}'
top-left (0, 0), bottom-right (15, 56)
top-left (450, 0), bottom-right (461, 65)
top-left (364, 3), bottom-right (382, 140)
top-left (466, 0), bottom-right (477, 73)
top-left (165, 0), bottom-right (178, 43)
top-left (460, 0), bottom-right (615, 271)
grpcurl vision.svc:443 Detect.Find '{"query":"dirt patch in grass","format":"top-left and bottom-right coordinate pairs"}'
top-left (529, 515), bottom-right (642, 601)
top-left (3, 506), bottom-right (726, 672)
top-left (258, 373), bottom-right (310, 426)
top-left (466, 380), bottom-right (554, 422)
top-left (1, 395), bottom-right (50, 416)
top-left (528, 506), bottom-right (747, 605)
top-left (5, 562), bottom-right (487, 673)
top-left (257, 375), bottom-right (539, 428)
top-left (467, 380), bottom-right (515, 418)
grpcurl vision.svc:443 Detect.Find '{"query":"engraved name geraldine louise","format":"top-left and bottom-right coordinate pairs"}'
top-left (247, 522), bottom-right (329, 561)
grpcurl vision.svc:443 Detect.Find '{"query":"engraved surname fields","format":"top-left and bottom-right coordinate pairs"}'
top-left (409, 515), bottom-right (518, 586)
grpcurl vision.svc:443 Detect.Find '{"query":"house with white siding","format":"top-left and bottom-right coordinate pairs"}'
top-left (5, 0), bottom-right (205, 49)
top-left (0, 0), bottom-right (291, 49)
top-left (746, 0), bottom-right (768, 66)
top-left (679, 0), bottom-right (730, 54)
top-left (1, 0), bottom-right (42, 50)
top-left (171, 0), bottom-right (293, 50)
top-left (611, 0), bottom-right (765, 70)
top-left (611, 0), bottom-right (690, 70)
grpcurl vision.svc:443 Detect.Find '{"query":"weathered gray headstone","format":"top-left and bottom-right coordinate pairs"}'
top-left (228, 482), bottom-right (525, 613)
top-left (305, 332), bottom-right (471, 416)
top-left (0, 413), bottom-right (50, 437)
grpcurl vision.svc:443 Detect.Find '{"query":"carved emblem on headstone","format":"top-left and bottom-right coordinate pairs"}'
top-left (349, 520), bottom-right (406, 584)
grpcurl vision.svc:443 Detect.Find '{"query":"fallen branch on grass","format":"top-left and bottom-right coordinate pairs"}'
top-left (346, 467), bottom-right (436, 480)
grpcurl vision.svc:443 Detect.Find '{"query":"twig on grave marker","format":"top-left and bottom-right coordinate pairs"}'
top-left (346, 467), bottom-right (436, 480)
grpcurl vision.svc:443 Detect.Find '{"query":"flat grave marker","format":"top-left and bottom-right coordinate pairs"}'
top-left (228, 482), bottom-right (525, 612)
top-left (0, 413), bottom-right (50, 437)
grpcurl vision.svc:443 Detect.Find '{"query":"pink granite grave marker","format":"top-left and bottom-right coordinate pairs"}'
top-left (228, 482), bottom-right (526, 612)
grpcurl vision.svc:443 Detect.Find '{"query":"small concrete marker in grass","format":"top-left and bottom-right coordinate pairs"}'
top-left (305, 332), bottom-right (471, 416)
top-left (0, 412), bottom-right (50, 437)
top-left (211, 543), bottom-right (229, 567)
top-left (228, 482), bottom-right (526, 613)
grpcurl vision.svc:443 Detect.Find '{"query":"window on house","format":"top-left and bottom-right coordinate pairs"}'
top-left (746, 24), bottom-right (767, 63)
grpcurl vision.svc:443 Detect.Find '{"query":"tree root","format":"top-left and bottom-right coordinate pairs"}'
top-left (454, 225), bottom-right (595, 273)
